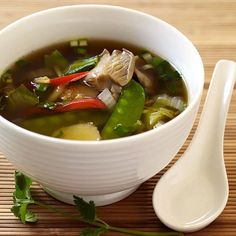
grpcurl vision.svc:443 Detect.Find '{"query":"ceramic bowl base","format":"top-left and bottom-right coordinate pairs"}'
top-left (42, 185), bottom-right (140, 206)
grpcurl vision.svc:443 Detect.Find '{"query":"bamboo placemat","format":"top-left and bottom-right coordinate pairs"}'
top-left (1, 1), bottom-right (236, 235)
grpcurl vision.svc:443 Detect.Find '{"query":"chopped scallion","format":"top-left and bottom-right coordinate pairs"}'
top-left (34, 76), bottom-right (50, 84)
top-left (141, 52), bottom-right (153, 63)
top-left (70, 40), bottom-right (79, 47)
top-left (142, 64), bottom-right (153, 70)
top-left (78, 38), bottom-right (88, 47)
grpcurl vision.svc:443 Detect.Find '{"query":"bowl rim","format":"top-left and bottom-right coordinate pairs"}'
top-left (0, 4), bottom-right (205, 146)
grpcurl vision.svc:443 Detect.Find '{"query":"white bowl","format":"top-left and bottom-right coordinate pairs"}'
top-left (0, 5), bottom-right (204, 206)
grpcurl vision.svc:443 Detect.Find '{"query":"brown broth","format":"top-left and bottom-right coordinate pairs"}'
top-left (0, 39), bottom-right (188, 139)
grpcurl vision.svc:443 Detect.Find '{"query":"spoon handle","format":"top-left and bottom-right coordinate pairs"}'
top-left (195, 60), bottom-right (236, 148)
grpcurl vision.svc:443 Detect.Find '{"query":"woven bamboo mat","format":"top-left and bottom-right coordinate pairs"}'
top-left (1, 1), bottom-right (236, 235)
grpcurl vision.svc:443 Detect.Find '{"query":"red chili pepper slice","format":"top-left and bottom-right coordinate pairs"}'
top-left (50, 71), bottom-right (89, 86)
top-left (23, 107), bottom-right (50, 117)
top-left (55, 98), bottom-right (106, 112)
top-left (23, 98), bottom-right (106, 117)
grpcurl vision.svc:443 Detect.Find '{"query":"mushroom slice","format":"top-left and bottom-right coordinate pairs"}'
top-left (60, 84), bottom-right (99, 101)
top-left (85, 49), bottom-right (135, 90)
top-left (84, 49), bottom-right (112, 91)
top-left (134, 57), bottom-right (157, 95)
top-left (110, 83), bottom-right (122, 100)
top-left (105, 49), bottom-right (135, 86)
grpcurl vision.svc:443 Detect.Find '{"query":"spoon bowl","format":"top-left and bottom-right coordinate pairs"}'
top-left (153, 60), bottom-right (236, 232)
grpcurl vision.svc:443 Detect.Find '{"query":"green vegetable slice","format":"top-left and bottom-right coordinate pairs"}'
top-left (65, 56), bottom-right (98, 75)
top-left (152, 58), bottom-right (183, 95)
top-left (143, 107), bottom-right (176, 129)
top-left (17, 110), bottom-right (110, 136)
top-left (0, 69), bottom-right (13, 87)
top-left (101, 80), bottom-right (145, 139)
top-left (44, 50), bottom-right (69, 76)
top-left (7, 85), bottom-right (39, 113)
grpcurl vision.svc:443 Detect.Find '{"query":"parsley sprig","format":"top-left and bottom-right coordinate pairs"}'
top-left (11, 171), bottom-right (183, 236)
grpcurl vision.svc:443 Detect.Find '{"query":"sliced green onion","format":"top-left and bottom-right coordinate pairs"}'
top-left (158, 107), bottom-right (176, 118)
top-left (142, 64), bottom-right (153, 70)
top-left (140, 51), bottom-right (153, 63)
top-left (97, 88), bottom-right (116, 110)
top-left (78, 38), bottom-right (88, 47)
top-left (70, 40), bottom-right (79, 47)
top-left (143, 107), bottom-right (175, 129)
top-left (154, 94), bottom-right (186, 112)
top-left (153, 94), bottom-right (171, 108)
top-left (34, 76), bottom-right (50, 84)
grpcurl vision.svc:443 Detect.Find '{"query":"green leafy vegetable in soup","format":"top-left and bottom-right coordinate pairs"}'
top-left (0, 39), bottom-right (187, 140)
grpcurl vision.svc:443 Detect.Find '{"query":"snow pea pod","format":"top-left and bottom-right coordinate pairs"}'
top-left (17, 110), bottom-right (110, 136)
top-left (101, 80), bottom-right (145, 139)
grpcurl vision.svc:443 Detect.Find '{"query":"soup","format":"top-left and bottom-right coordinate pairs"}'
top-left (0, 39), bottom-right (187, 140)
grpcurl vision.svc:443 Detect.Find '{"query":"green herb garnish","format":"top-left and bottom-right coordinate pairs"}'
top-left (11, 171), bottom-right (37, 223)
top-left (11, 171), bottom-right (183, 236)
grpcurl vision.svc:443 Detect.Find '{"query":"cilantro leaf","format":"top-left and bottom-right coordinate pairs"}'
top-left (24, 210), bottom-right (37, 223)
top-left (73, 196), bottom-right (96, 222)
top-left (11, 172), bottom-right (183, 236)
top-left (11, 171), bottom-right (37, 223)
top-left (14, 171), bottom-right (32, 197)
top-left (80, 228), bottom-right (105, 236)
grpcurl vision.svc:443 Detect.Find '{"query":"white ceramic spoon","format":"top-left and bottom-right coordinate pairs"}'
top-left (152, 60), bottom-right (236, 233)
